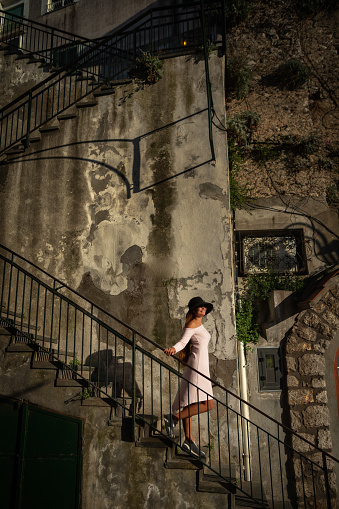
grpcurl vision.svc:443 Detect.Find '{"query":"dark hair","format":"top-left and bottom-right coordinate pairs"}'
top-left (178, 310), bottom-right (194, 363)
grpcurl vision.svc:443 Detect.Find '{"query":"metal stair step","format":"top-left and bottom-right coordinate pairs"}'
top-left (21, 135), bottom-right (42, 144)
top-left (197, 469), bottom-right (237, 494)
top-left (165, 455), bottom-right (202, 470)
top-left (39, 124), bottom-right (59, 132)
top-left (15, 53), bottom-right (32, 60)
top-left (93, 88), bottom-right (115, 97)
top-left (136, 436), bottom-right (172, 449)
top-left (4, 145), bottom-right (25, 155)
top-left (76, 100), bottom-right (98, 108)
top-left (57, 113), bottom-right (77, 121)
top-left (81, 396), bottom-right (117, 407)
top-left (4, 50), bottom-right (21, 56)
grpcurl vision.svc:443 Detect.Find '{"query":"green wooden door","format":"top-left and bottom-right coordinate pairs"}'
top-left (0, 396), bottom-right (82, 509)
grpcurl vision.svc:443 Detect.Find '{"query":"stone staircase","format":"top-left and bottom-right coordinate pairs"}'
top-left (0, 321), bottom-right (270, 509)
top-left (0, 44), bottom-right (133, 164)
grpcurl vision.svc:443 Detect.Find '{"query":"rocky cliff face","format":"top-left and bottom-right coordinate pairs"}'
top-left (226, 0), bottom-right (338, 200)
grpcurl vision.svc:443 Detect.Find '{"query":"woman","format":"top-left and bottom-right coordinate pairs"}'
top-left (164, 296), bottom-right (214, 459)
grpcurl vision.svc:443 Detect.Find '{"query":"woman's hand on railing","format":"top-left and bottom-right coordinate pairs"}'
top-left (164, 347), bottom-right (176, 356)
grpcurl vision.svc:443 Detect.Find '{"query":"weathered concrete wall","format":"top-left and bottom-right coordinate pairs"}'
top-left (0, 52), bottom-right (237, 394)
top-left (28, 0), bottom-right (159, 39)
top-left (0, 51), bottom-right (50, 109)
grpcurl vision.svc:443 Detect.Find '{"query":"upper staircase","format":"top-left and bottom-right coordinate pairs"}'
top-left (0, 243), bottom-right (337, 508)
top-left (0, 1), bottom-right (220, 157)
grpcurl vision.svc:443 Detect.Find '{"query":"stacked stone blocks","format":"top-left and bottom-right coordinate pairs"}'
top-left (285, 280), bottom-right (339, 507)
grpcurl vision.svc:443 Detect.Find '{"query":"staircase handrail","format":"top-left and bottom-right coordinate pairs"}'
top-left (0, 241), bottom-right (337, 467)
top-left (0, 1), bottom-right (222, 117)
top-left (0, 8), bottom-right (93, 43)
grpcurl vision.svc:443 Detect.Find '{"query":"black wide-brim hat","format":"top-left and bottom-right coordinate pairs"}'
top-left (188, 296), bottom-right (213, 315)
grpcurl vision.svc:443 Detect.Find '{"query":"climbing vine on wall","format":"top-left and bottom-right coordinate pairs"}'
top-left (236, 272), bottom-right (305, 349)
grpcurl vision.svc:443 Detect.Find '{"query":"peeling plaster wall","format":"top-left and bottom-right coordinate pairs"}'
top-left (0, 51), bottom-right (240, 509)
top-left (0, 54), bottom-right (237, 382)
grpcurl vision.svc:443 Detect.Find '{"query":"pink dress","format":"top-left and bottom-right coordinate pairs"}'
top-left (172, 325), bottom-right (213, 413)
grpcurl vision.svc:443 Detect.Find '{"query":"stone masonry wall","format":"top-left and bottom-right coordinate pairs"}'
top-left (285, 278), bottom-right (339, 507)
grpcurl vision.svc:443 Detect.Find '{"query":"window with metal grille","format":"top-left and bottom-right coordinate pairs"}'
top-left (46, 0), bottom-right (75, 13)
top-left (257, 347), bottom-right (282, 391)
top-left (236, 229), bottom-right (307, 276)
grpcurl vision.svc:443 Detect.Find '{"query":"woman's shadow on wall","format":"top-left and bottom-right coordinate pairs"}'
top-left (84, 349), bottom-right (143, 412)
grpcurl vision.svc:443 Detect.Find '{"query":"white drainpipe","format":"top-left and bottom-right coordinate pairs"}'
top-left (237, 339), bottom-right (251, 481)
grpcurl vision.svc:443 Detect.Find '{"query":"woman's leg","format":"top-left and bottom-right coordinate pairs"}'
top-left (176, 399), bottom-right (214, 440)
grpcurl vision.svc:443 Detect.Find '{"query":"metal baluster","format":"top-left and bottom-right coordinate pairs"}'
top-left (50, 281), bottom-right (56, 353)
top-left (13, 265), bottom-right (19, 327)
top-left (81, 313), bottom-right (85, 377)
top-left (65, 302), bottom-right (70, 365)
top-left (89, 304), bottom-right (93, 392)
top-left (73, 308), bottom-right (77, 369)
top-left (114, 334), bottom-right (117, 400)
top-left (323, 451), bottom-right (332, 509)
top-left (7, 254), bottom-right (14, 320)
top-left (277, 425), bottom-right (286, 508)
top-left (57, 297), bottom-right (62, 358)
top-left (0, 259), bottom-right (7, 316)
top-left (257, 427), bottom-right (264, 503)
top-left (122, 340), bottom-right (126, 411)
top-left (42, 286), bottom-right (48, 347)
top-left (106, 328), bottom-right (109, 394)
top-left (151, 357), bottom-right (153, 421)
top-left (268, 434), bottom-right (274, 508)
top-left (131, 332), bottom-right (136, 441)
top-left (35, 283), bottom-right (40, 342)
top-left (300, 455), bottom-right (307, 508)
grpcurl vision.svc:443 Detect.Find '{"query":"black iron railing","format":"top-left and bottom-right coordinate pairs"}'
top-left (0, 1), bottom-right (221, 156)
top-left (0, 9), bottom-right (93, 68)
top-left (0, 242), bottom-right (337, 508)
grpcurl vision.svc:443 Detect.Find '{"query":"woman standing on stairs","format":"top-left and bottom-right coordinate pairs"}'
top-left (164, 296), bottom-right (214, 459)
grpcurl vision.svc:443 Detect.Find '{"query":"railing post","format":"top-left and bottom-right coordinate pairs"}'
top-left (131, 332), bottom-right (136, 441)
top-left (200, 0), bottom-right (215, 161)
top-left (150, 9), bottom-right (153, 54)
top-left (323, 451), bottom-right (332, 508)
top-left (50, 28), bottom-right (54, 66)
top-left (24, 90), bottom-right (32, 149)
top-left (221, 0), bottom-right (227, 56)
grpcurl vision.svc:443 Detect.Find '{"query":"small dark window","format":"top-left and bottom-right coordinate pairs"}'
top-left (258, 347), bottom-right (282, 391)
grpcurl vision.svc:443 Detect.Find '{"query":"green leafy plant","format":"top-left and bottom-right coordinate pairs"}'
top-left (236, 300), bottom-right (260, 349)
top-left (133, 51), bottom-right (163, 84)
top-left (69, 358), bottom-right (80, 368)
top-left (226, 55), bottom-right (253, 100)
top-left (81, 387), bottom-right (95, 399)
top-left (198, 39), bottom-right (217, 58)
top-left (326, 184), bottom-right (339, 206)
top-left (227, 110), bottom-right (260, 147)
top-left (209, 443), bottom-right (215, 451)
top-left (236, 272), bottom-right (305, 349)
top-left (275, 59), bottom-right (310, 90)
top-left (225, 0), bottom-right (252, 27)
top-left (228, 143), bottom-right (253, 209)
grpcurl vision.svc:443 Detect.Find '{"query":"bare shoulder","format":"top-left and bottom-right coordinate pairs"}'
top-left (185, 318), bottom-right (201, 329)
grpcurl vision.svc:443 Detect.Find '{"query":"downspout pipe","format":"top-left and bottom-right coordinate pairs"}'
top-left (237, 334), bottom-right (251, 481)
top-left (233, 211), bottom-right (251, 481)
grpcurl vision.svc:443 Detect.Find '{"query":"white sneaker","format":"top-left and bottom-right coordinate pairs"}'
top-left (164, 414), bottom-right (177, 438)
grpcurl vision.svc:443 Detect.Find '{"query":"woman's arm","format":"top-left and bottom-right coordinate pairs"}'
top-left (164, 327), bottom-right (195, 356)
